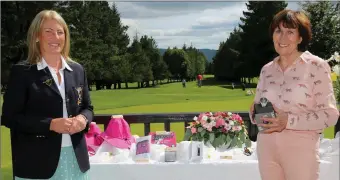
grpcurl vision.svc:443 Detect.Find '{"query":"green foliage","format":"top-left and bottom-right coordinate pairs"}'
top-left (163, 45), bottom-right (207, 80)
top-left (238, 1), bottom-right (287, 78)
top-left (213, 28), bottom-right (242, 81)
top-left (1, 1), bottom-right (58, 84)
top-left (213, 2), bottom-right (287, 81)
top-left (301, 1), bottom-right (340, 59)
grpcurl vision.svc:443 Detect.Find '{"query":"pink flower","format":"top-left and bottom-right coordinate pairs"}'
top-left (200, 119), bottom-right (207, 125)
top-left (203, 123), bottom-right (213, 132)
top-left (198, 113), bottom-right (204, 120)
top-left (191, 127), bottom-right (197, 134)
top-left (199, 113), bottom-right (211, 120)
top-left (232, 114), bottom-right (242, 121)
top-left (232, 126), bottom-right (242, 132)
top-left (214, 112), bottom-right (223, 117)
top-left (215, 118), bottom-right (225, 127)
top-left (222, 128), bottom-right (227, 133)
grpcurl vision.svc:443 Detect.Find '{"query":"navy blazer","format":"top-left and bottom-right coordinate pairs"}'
top-left (1, 60), bottom-right (94, 179)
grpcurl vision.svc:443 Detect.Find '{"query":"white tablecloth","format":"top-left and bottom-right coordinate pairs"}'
top-left (89, 160), bottom-right (333, 180)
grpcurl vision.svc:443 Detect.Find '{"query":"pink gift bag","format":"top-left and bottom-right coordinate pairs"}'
top-left (149, 131), bottom-right (176, 147)
top-left (100, 115), bottom-right (136, 149)
top-left (85, 122), bottom-right (104, 156)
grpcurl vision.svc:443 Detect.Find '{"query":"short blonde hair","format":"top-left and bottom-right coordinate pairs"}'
top-left (27, 10), bottom-right (71, 64)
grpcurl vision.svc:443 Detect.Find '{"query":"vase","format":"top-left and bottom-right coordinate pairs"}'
top-left (216, 141), bottom-right (232, 152)
top-left (205, 141), bottom-right (232, 152)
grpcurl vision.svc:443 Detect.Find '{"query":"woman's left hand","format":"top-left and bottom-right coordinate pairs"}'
top-left (258, 105), bottom-right (288, 134)
top-left (69, 115), bottom-right (87, 134)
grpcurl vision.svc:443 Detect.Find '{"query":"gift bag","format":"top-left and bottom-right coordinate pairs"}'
top-left (100, 115), bottom-right (136, 149)
top-left (85, 122), bottom-right (104, 156)
top-left (149, 131), bottom-right (176, 147)
top-left (133, 135), bottom-right (152, 162)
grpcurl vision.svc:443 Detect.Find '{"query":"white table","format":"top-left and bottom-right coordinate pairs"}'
top-left (89, 160), bottom-right (333, 180)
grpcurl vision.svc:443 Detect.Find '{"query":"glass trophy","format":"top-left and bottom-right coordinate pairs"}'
top-left (253, 97), bottom-right (276, 132)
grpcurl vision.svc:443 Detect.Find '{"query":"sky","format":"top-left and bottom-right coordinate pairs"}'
top-left (113, 1), bottom-right (301, 50)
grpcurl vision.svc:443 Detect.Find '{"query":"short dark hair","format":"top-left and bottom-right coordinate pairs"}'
top-left (269, 9), bottom-right (312, 51)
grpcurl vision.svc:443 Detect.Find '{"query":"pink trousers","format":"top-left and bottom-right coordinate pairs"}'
top-left (257, 129), bottom-right (320, 180)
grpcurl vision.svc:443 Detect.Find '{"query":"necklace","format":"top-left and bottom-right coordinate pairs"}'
top-left (278, 52), bottom-right (302, 71)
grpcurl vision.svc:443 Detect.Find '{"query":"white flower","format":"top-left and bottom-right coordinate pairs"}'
top-left (203, 123), bottom-right (213, 131)
top-left (210, 121), bottom-right (216, 127)
top-left (326, 52), bottom-right (340, 62)
top-left (193, 116), bottom-right (198, 121)
top-left (229, 121), bottom-right (234, 126)
top-left (209, 112), bottom-right (213, 116)
top-left (334, 52), bottom-right (340, 62)
top-left (333, 65), bottom-right (340, 76)
top-left (227, 112), bottom-right (232, 116)
top-left (326, 55), bottom-right (334, 62)
top-left (202, 115), bottom-right (208, 121)
top-left (224, 123), bottom-right (232, 130)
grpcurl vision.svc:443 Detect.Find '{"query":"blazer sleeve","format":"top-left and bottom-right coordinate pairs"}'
top-left (79, 66), bottom-right (94, 132)
top-left (1, 65), bottom-right (53, 134)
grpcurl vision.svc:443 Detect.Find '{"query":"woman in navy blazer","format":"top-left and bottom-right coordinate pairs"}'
top-left (1, 10), bottom-right (93, 179)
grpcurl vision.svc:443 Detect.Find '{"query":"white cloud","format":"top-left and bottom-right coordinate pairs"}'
top-left (115, 1), bottom-right (300, 50)
top-left (286, 1), bottom-right (301, 11)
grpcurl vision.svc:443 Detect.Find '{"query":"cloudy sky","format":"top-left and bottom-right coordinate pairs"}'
top-left (113, 1), bottom-right (301, 50)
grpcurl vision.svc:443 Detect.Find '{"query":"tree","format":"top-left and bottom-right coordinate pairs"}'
top-left (213, 27), bottom-right (242, 81)
top-left (57, 1), bottom-right (130, 90)
top-left (184, 46), bottom-right (206, 79)
top-left (301, 1), bottom-right (340, 59)
top-left (1, 1), bottom-right (59, 91)
top-left (238, 1), bottom-right (287, 81)
top-left (163, 48), bottom-right (190, 80)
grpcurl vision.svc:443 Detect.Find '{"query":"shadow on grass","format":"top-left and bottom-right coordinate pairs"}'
top-left (90, 81), bottom-right (182, 91)
top-left (201, 77), bottom-right (229, 86)
top-left (201, 77), bottom-right (258, 89)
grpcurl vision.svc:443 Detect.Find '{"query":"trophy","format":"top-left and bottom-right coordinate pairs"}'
top-left (253, 97), bottom-right (276, 132)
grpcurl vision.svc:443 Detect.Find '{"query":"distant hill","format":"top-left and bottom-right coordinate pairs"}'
top-left (159, 48), bottom-right (217, 62)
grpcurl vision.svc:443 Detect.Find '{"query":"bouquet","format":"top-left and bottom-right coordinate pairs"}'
top-left (184, 112), bottom-right (252, 149)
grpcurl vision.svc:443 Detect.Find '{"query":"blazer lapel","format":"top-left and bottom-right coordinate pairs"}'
top-left (64, 68), bottom-right (75, 117)
top-left (39, 67), bottom-right (61, 98)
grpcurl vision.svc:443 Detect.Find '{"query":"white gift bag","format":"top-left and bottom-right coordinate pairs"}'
top-left (190, 141), bottom-right (204, 162)
top-left (133, 135), bottom-right (152, 163)
top-left (90, 140), bottom-right (130, 163)
top-left (176, 141), bottom-right (192, 162)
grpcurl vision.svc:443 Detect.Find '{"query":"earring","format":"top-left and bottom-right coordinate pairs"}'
top-left (36, 39), bottom-right (39, 42)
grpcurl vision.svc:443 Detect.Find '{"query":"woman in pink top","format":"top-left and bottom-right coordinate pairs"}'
top-left (249, 10), bottom-right (339, 180)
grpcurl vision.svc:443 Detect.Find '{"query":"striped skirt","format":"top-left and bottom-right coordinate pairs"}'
top-left (15, 146), bottom-right (90, 180)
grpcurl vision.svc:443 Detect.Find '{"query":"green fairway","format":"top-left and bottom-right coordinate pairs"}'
top-left (0, 76), bottom-right (336, 180)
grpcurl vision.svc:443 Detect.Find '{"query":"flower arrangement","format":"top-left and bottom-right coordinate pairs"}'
top-left (184, 112), bottom-right (252, 149)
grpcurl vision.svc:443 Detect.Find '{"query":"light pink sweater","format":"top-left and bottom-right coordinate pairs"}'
top-left (253, 51), bottom-right (339, 133)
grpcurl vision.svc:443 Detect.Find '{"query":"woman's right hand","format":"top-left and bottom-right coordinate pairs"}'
top-left (50, 118), bottom-right (73, 134)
